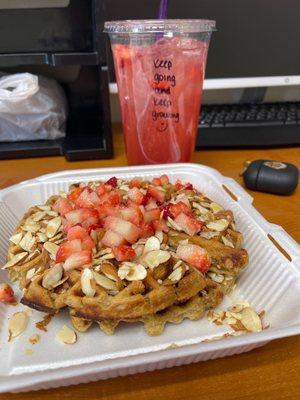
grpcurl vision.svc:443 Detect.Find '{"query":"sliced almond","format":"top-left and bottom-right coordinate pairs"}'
top-left (100, 252), bottom-right (115, 260)
top-left (2, 252), bottom-right (28, 269)
top-left (167, 217), bottom-right (182, 231)
top-left (46, 216), bottom-right (62, 238)
top-left (93, 271), bottom-right (118, 292)
top-left (168, 266), bottom-right (183, 282)
top-left (22, 221), bottom-right (40, 233)
top-left (52, 276), bottom-right (68, 288)
top-left (119, 184), bottom-right (130, 191)
top-left (24, 248), bottom-right (40, 262)
top-left (207, 271), bottom-right (224, 283)
top-left (36, 232), bottom-right (48, 243)
top-left (32, 211), bottom-right (47, 222)
top-left (221, 236), bottom-right (234, 248)
top-left (38, 205), bottom-right (51, 211)
top-left (43, 241), bottom-right (59, 257)
top-left (200, 201), bottom-right (212, 208)
top-left (56, 325), bottom-right (77, 344)
top-left (210, 202), bottom-right (224, 213)
top-left (8, 312), bottom-right (29, 340)
top-left (206, 219), bottom-right (229, 232)
top-left (192, 202), bottom-right (210, 214)
top-left (240, 307), bottom-right (262, 332)
top-left (9, 232), bottom-right (23, 246)
top-left (81, 268), bottom-right (95, 297)
top-left (100, 263), bottom-right (119, 282)
top-left (26, 268), bottom-right (36, 281)
top-left (143, 236), bottom-right (160, 254)
top-left (19, 231), bottom-right (36, 252)
top-left (42, 263), bottom-right (63, 289)
top-left (172, 260), bottom-right (183, 270)
top-left (155, 230), bottom-right (164, 244)
top-left (46, 211), bottom-right (59, 217)
top-left (141, 250), bottom-right (171, 270)
top-left (133, 244), bottom-right (144, 258)
top-left (118, 262), bottom-right (147, 281)
top-left (229, 301), bottom-right (250, 313)
top-left (99, 248), bottom-right (113, 256)
top-left (200, 230), bottom-right (220, 239)
top-left (49, 232), bottom-right (63, 243)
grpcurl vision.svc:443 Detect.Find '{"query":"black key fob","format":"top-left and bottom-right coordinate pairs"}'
top-left (242, 159), bottom-right (299, 195)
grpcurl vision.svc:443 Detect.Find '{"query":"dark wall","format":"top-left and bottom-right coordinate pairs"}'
top-left (104, 0), bottom-right (300, 79)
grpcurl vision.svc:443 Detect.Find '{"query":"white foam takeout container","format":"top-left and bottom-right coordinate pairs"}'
top-left (0, 163), bottom-right (299, 393)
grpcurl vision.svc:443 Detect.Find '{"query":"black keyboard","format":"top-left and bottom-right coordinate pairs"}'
top-left (196, 102), bottom-right (300, 148)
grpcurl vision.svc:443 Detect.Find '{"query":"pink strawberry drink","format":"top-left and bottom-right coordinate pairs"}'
top-left (104, 20), bottom-right (215, 165)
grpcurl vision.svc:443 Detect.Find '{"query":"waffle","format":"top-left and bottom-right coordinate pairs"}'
top-left (2, 175), bottom-right (249, 335)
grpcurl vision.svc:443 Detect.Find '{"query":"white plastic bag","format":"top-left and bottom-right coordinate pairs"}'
top-left (0, 72), bottom-right (67, 141)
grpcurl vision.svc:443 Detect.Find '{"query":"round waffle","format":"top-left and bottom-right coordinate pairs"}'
top-left (2, 175), bottom-right (248, 335)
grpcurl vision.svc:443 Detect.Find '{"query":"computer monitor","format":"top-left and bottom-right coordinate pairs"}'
top-left (105, 0), bottom-right (300, 91)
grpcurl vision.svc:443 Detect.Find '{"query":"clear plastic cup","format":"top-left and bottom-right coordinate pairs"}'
top-left (104, 19), bottom-right (215, 165)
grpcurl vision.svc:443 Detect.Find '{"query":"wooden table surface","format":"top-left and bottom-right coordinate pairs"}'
top-left (1, 125), bottom-right (299, 400)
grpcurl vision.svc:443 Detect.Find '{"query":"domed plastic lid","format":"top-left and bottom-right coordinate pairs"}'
top-left (104, 19), bottom-right (216, 34)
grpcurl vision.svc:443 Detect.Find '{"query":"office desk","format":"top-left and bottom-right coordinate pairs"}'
top-left (0, 125), bottom-right (299, 400)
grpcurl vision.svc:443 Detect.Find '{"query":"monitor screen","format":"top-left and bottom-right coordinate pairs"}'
top-left (104, 0), bottom-right (300, 86)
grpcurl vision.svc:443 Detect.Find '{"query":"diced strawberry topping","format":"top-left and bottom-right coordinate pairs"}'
top-left (104, 216), bottom-right (140, 244)
top-left (174, 213), bottom-right (203, 236)
top-left (96, 202), bottom-right (118, 219)
top-left (105, 176), bottom-right (118, 188)
top-left (141, 191), bottom-right (151, 206)
top-left (67, 186), bottom-right (84, 203)
top-left (139, 221), bottom-right (155, 238)
top-left (159, 174), bottom-right (169, 185)
top-left (53, 197), bottom-right (73, 216)
top-left (147, 186), bottom-right (165, 202)
top-left (113, 245), bottom-right (136, 261)
top-left (81, 215), bottom-right (100, 230)
top-left (152, 219), bottom-right (169, 233)
top-left (102, 229), bottom-right (125, 247)
top-left (151, 177), bottom-right (162, 186)
top-left (174, 180), bottom-right (194, 191)
top-left (174, 196), bottom-right (191, 208)
top-left (63, 250), bottom-right (92, 271)
top-left (108, 191), bottom-right (121, 205)
top-left (174, 180), bottom-right (184, 190)
top-left (65, 208), bottom-right (99, 227)
top-left (185, 183), bottom-right (194, 190)
top-left (144, 208), bottom-right (161, 223)
top-left (81, 235), bottom-right (95, 251)
top-left (67, 225), bottom-right (88, 241)
top-left (96, 183), bottom-right (108, 196)
top-left (145, 199), bottom-right (158, 210)
top-left (128, 187), bottom-right (144, 205)
top-left (161, 203), bottom-right (172, 219)
top-left (0, 283), bottom-right (16, 304)
top-left (87, 223), bottom-right (103, 234)
top-left (176, 244), bottom-right (210, 273)
top-left (75, 188), bottom-right (100, 209)
top-left (119, 206), bottom-right (143, 225)
top-left (129, 179), bottom-right (142, 188)
top-left (56, 239), bottom-right (82, 262)
top-left (168, 201), bottom-right (192, 218)
top-left (64, 209), bottom-right (85, 226)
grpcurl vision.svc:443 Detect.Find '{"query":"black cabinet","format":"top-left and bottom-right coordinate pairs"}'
top-left (0, 0), bottom-right (112, 161)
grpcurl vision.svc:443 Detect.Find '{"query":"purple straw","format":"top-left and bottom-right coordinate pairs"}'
top-left (157, 0), bottom-right (168, 19)
top-left (156, 0), bottom-right (168, 40)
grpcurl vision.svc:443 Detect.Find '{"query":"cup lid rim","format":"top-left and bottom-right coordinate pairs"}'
top-left (104, 19), bottom-right (216, 34)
